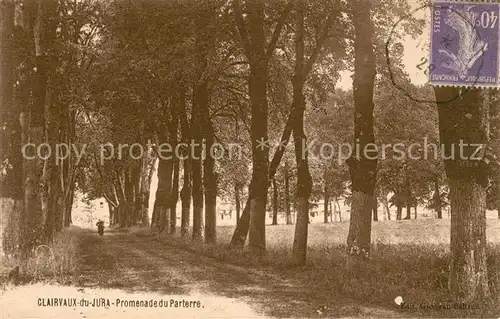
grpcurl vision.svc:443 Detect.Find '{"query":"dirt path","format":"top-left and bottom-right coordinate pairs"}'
top-left (75, 229), bottom-right (401, 318)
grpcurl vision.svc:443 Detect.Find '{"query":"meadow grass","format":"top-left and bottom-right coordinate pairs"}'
top-left (148, 219), bottom-right (500, 317)
top-left (0, 226), bottom-right (82, 286)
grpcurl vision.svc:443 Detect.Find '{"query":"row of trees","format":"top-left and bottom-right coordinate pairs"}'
top-left (1, 0), bottom-right (499, 302)
top-left (1, 0), bottom-right (101, 258)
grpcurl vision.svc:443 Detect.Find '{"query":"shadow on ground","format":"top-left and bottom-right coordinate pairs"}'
top-left (74, 228), bottom-right (401, 318)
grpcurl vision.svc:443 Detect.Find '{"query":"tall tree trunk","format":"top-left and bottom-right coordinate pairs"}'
top-left (434, 177), bottom-right (443, 219)
top-left (141, 154), bottom-right (155, 226)
top-left (203, 118), bottom-right (217, 244)
top-left (157, 109), bottom-right (179, 232)
top-left (38, 0), bottom-right (58, 244)
top-left (0, 0), bottom-right (24, 257)
top-left (169, 104), bottom-right (180, 234)
top-left (448, 179), bottom-right (489, 298)
top-left (230, 0), bottom-right (292, 249)
top-left (291, 101), bottom-right (312, 265)
top-left (324, 167), bottom-right (329, 223)
top-left (404, 172), bottom-right (411, 220)
top-left (191, 83), bottom-right (208, 241)
top-left (405, 202), bottom-right (411, 219)
top-left (150, 191), bottom-right (157, 228)
top-left (291, 0), bottom-right (313, 266)
top-left (124, 168), bottom-right (135, 227)
top-left (42, 90), bottom-right (59, 242)
top-left (382, 196), bottom-right (391, 221)
top-left (56, 105), bottom-right (75, 231)
top-left (171, 156), bottom-right (180, 234)
top-left (180, 157), bottom-right (192, 238)
top-left (0, 1), bottom-right (15, 186)
top-left (16, 10), bottom-right (34, 260)
top-left (19, 0), bottom-right (56, 255)
top-left (105, 170), bottom-right (124, 227)
top-left (229, 114), bottom-right (293, 246)
top-left (152, 157), bottom-right (174, 232)
top-left (64, 181), bottom-right (75, 226)
top-left (235, 183), bottom-right (241, 226)
top-left (330, 200), bottom-right (334, 222)
top-left (405, 177), bottom-right (412, 220)
top-left (336, 198), bottom-right (342, 222)
top-left (346, 0), bottom-right (377, 270)
top-left (433, 87), bottom-right (490, 301)
top-left (111, 185), bottom-right (120, 226)
top-left (61, 110), bottom-right (77, 228)
top-left (498, 191), bottom-right (500, 219)
top-left (246, 13), bottom-right (270, 255)
top-left (488, 90), bottom-right (500, 219)
top-left (130, 163), bottom-right (141, 225)
top-left (179, 86), bottom-right (191, 239)
top-left (396, 204), bottom-right (402, 220)
top-left (232, 0), bottom-right (291, 254)
top-left (108, 204), bottom-right (115, 226)
top-left (135, 143), bottom-right (152, 226)
top-left (191, 94), bottom-right (204, 242)
top-left (272, 178), bottom-right (278, 225)
top-left (191, 4), bottom-right (216, 242)
top-left (285, 164), bottom-right (292, 225)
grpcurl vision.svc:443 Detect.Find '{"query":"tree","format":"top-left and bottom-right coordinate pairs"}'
top-left (1, 0), bottom-right (98, 258)
top-left (171, 143), bottom-right (180, 234)
top-left (271, 178), bottom-right (278, 225)
top-left (290, 0), bottom-right (340, 266)
top-left (22, 0), bottom-right (58, 252)
top-left (0, 0), bottom-right (23, 257)
top-left (232, 0), bottom-right (292, 254)
top-left (284, 160), bottom-right (292, 225)
top-left (179, 86), bottom-right (192, 238)
top-left (291, 36), bottom-right (313, 263)
top-left (229, 99), bottom-right (296, 246)
top-left (345, 0), bottom-right (377, 269)
top-left (427, 168), bottom-right (449, 219)
top-left (433, 87), bottom-right (490, 301)
top-left (323, 165), bottom-right (330, 223)
top-left (487, 91), bottom-right (500, 217)
top-left (190, 2), bottom-right (214, 242)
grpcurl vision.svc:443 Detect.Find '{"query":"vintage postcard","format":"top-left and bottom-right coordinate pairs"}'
top-left (1, 0), bottom-right (499, 318)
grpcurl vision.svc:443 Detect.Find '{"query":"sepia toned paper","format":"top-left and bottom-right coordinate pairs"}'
top-left (1, 0), bottom-right (499, 318)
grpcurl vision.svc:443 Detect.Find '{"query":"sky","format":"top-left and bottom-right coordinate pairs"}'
top-left (338, 1), bottom-right (430, 90)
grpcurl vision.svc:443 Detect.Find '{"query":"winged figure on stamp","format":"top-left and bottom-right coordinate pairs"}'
top-left (439, 5), bottom-right (488, 79)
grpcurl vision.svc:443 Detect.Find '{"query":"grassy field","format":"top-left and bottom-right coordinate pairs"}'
top-left (217, 218), bottom-right (500, 248)
top-left (150, 218), bottom-right (500, 317)
top-left (2, 219), bottom-right (499, 317)
top-left (0, 226), bottom-right (81, 286)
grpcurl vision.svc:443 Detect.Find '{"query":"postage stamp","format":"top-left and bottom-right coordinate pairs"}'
top-left (430, 1), bottom-right (499, 87)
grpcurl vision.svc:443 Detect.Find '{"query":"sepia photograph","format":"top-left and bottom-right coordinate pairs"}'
top-left (0, 0), bottom-right (499, 318)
